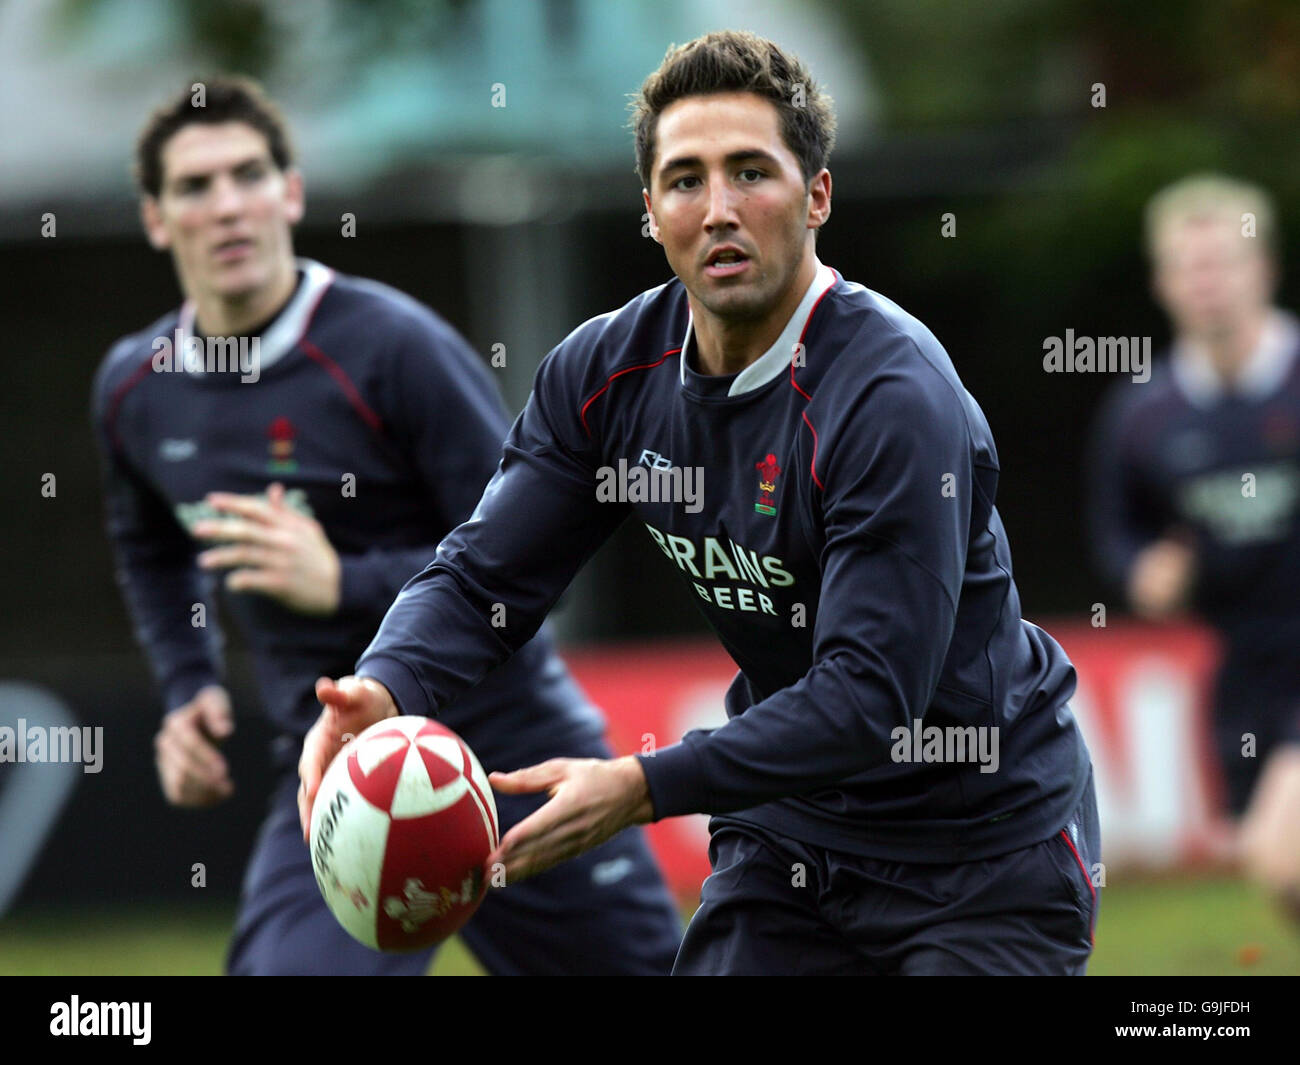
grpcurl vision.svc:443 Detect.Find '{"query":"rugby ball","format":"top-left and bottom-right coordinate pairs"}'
top-left (309, 715), bottom-right (499, 951)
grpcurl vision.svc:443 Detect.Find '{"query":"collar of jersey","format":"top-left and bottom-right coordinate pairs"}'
top-left (1171, 308), bottom-right (1299, 407)
top-left (679, 259), bottom-right (838, 398)
top-left (176, 258), bottom-right (335, 377)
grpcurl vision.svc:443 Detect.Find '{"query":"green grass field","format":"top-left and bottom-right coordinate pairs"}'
top-left (2, 875), bottom-right (1296, 975)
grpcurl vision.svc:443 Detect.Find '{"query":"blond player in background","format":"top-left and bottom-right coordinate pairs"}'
top-left (1089, 174), bottom-right (1300, 929)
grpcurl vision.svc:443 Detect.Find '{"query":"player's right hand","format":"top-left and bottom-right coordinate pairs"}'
top-left (1128, 537), bottom-right (1196, 620)
top-left (298, 675), bottom-right (399, 841)
top-left (154, 684), bottom-right (235, 807)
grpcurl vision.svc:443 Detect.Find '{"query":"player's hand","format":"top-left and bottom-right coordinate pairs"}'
top-left (1128, 537), bottom-right (1196, 620)
top-left (194, 482), bottom-right (341, 615)
top-left (298, 675), bottom-right (399, 841)
top-left (485, 757), bottom-right (654, 884)
top-left (154, 684), bottom-right (235, 807)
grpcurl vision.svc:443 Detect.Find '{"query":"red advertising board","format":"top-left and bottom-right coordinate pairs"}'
top-left (563, 640), bottom-right (733, 897)
top-left (1046, 618), bottom-right (1229, 867)
top-left (564, 620), bottom-right (1229, 899)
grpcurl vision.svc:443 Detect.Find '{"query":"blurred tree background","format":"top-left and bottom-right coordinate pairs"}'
top-left (8, 0), bottom-right (1299, 650)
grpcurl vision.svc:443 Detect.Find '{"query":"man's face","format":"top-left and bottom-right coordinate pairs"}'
top-left (1152, 215), bottom-right (1273, 339)
top-left (142, 121), bottom-right (302, 304)
top-left (643, 92), bottom-right (829, 323)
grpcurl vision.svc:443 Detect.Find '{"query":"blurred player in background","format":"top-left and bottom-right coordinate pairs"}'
top-left (91, 77), bottom-right (681, 975)
top-left (1089, 174), bottom-right (1300, 927)
top-left (301, 31), bottom-right (1099, 975)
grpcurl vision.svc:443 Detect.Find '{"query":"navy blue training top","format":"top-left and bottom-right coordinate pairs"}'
top-left (356, 261), bottom-right (1090, 862)
top-left (92, 259), bottom-right (605, 767)
top-left (1088, 312), bottom-right (1300, 695)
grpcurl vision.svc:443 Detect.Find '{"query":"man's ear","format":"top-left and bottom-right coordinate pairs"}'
top-left (806, 168), bottom-right (831, 231)
top-left (283, 167), bottom-right (305, 226)
top-left (642, 189), bottom-right (661, 244)
top-left (141, 196), bottom-right (170, 251)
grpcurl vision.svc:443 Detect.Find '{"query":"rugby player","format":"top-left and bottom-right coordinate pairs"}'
top-left (300, 31), bottom-right (1099, 975)
top-left (91, 77), bottom-right (682, 975)
top-left (1089, 174), bottom-right (1300, 925)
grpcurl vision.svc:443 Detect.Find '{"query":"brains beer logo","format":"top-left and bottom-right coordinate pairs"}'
top-left (755, 452), bottom-right (781, 515)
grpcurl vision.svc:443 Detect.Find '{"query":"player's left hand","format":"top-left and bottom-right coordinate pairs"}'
top-left (194, 482), bottom-right (341, 615)
top-left (486, 757), bottom-right (654, 884)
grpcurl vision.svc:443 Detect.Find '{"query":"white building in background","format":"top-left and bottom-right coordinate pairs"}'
top-left (0, 0), bottom-right (876, 228)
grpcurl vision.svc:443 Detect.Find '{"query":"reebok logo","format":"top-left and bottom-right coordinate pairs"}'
top-left (591, 856), bottom-right (634, 886)
top-left (159, 438), bottom-right (197, 462)
top-left (638, 449), bottom-right (674, 470)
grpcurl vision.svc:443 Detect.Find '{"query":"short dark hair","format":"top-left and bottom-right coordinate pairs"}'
top-left (135, 76), bottom-right (293, 197)
top-left (631, 30), bottom-right (837, 192)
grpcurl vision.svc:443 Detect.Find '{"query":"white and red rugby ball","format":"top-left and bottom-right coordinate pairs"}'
top-left (309, 715), bottom-right (499, 952)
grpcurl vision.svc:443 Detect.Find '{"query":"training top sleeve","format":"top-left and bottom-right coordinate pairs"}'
top-left (637, 339), bottom-right (974, 818)
top-left (354, 336), bottom-right (630, 717)
top-left (92, 350), bottom-right (225, 713)
top-left (1084, 380), bottom-right (1164, 594)
top-left (336, 311), bottom-right (517, 613)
